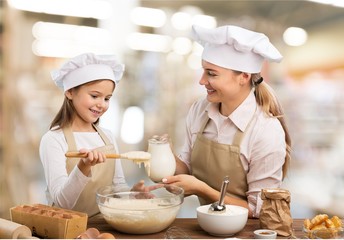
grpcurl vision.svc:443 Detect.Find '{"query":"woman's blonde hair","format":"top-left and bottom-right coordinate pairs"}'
top-left (251, 73), bottom-right (291, 179)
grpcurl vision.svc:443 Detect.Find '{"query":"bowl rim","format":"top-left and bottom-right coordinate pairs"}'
top-left (96, 184), bottom-right (184, 196)
top-left (196, 204), bottom-right (249, 216)
top-left (96, 184), bottom-right (184, 210)
top-left (311, 227), bottom-right (344, 239)
top-left (302, 225), bottom-right (344, 239)
top-left (253, 229), bottom-right (277, 236)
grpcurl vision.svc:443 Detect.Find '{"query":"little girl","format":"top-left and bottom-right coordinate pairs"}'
top-left (40, 53), bottom-right (153, 216)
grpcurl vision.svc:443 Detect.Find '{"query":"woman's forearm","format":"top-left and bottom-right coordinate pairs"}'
top-left (174, 156), bottom-right (190, 174)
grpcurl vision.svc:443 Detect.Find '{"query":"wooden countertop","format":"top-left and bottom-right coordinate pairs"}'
top-left (88, 214), bottom-right (305, 239)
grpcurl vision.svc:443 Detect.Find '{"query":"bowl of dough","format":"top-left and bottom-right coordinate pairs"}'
top-left (196, 204), bottom-right (248, 237)
top-left (96, 185), bottom-right (184, 234)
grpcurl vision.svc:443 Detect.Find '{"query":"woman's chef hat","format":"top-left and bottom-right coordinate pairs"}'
top-left (51, 52), bottom-right (125, 92)
top-left (192, 25), bottom-right (283, 73)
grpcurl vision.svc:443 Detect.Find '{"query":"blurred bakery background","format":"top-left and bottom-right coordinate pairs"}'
top-left (1, 0), bottom-right (344, 219)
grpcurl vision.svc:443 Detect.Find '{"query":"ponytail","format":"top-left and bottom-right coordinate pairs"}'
top-left (252, 74), bottom-right (291, 179)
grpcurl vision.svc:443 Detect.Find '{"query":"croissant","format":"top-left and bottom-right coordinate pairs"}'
top-left (310, 214), bottom-right (328, 229)
top-left (331, 216), bottom-right (342, 228)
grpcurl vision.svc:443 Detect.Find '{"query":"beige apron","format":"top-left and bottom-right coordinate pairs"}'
top-left (191, 111), bottom-right (256, 205)
top-left (62, 125), bottom-right (115, 216)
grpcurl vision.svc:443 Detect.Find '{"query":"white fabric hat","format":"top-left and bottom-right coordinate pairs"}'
top-left (51, 52), bottom-right (125, 92)
top-left (192, 25), bottom-right (283, 73)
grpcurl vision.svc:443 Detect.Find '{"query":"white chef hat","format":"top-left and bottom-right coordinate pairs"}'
top-left (192, 25), bottom-right (283, 73)
top-left (51, 52), bottom-right (125, 92)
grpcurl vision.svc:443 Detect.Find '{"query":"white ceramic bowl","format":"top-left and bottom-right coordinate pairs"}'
top-left (196, 204), bottom-right (248, 237)
top-left (254, 229), bottom-right (277, 239)
top-left (96, 185), bottom-right (184, 234)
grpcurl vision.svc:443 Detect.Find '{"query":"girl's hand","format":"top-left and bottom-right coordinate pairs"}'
top-left (131, 180), bottom-right (164, 192)
top-left (79, 148), bottom-right (106, 166)
top-left (130, 180), bottom-right (164, 199)
top-left (77, 148), bottom-right (106, 176)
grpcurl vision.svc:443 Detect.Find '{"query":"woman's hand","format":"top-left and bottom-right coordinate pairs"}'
top-left (163, 175), bottom-right (250, 213)
top-left (162, 174), bottom-right (207, 197)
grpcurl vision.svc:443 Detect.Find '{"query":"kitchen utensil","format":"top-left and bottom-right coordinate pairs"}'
top-left (209, 176), bottom-right (229, 212)
top-left (65, 151), bottom-right (151, 164)
top-left (0, 218), bottom-right (37, 239)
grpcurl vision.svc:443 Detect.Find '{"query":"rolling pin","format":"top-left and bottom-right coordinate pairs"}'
top-left (0, 218), bottom-right (37, 239)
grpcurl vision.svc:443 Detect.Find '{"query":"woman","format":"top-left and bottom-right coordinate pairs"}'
top-left (163, 25), bottom-right (291, 218)
top-left (40, 53), bottom-right (157, 216)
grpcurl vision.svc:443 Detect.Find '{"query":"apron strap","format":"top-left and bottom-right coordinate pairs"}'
top-left (201, 105), bottom-right (258, 147)
top-left (199, 116), bottom-right (245, 147)
top-left (63, 126), bottom-right (77, 152)
top-left (232, 131), bottom-right (244, 147)
top-left (62, 124), bottom-right (112, 152)
top-left (92, 124), bottom-right (112, 145)
top-left (199, 116), bottom-right (210, 133)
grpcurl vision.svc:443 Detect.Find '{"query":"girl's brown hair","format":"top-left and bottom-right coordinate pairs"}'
top-left (50, 87), bottom-right (99, 130)
top-left (251, 73), bottom-right (291, 179)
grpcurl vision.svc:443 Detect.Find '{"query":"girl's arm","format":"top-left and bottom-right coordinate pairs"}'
top-left (39, 131), bottom-right (89, 209)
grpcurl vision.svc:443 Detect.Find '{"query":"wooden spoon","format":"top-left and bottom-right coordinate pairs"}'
top-left (65, 151), bottom-right (151, 175)
top-left (65, 151), bottom-right (150, 161)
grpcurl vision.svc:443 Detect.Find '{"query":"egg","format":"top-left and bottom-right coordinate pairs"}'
top-left (97, 233), bottom-right (115, 239)
top-left (85, 228), bottom-right (100, 239)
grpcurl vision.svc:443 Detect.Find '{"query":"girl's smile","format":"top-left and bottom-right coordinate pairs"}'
top-left (90, 109), bottom-right (102, 118)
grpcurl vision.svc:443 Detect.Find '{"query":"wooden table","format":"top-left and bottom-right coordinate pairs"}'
top-left (88, 214), bottom-right (305, 239)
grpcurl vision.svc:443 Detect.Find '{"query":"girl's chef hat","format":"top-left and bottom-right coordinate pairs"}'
top-left (192, 25), bottom-right (283, 73)
top-left (51, 52), bottom-right (125, 92)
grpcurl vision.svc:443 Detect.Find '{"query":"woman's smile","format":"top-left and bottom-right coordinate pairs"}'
top-left (206, 85), bottom-right (216, 95)
top-left (207, 89), bottom-right (216, 95)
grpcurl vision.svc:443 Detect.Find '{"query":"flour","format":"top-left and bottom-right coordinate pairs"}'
top-left (99, 198), bottom-right (180, 234)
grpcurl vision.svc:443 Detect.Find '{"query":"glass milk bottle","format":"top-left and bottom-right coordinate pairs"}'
top-left (146, 136), bottom-right (176, 182)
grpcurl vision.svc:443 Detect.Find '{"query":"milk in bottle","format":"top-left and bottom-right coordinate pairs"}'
top-left (146, 136), bottom-right (176, 182)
